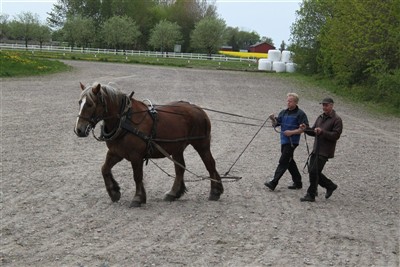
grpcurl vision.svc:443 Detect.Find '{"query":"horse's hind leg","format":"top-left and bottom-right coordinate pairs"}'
top-left (193, 143), bottom-right (224, 201)
top-left (102, 151), bottom-right (123, 202)
top-left (164, 152), bottom-right (187, 201)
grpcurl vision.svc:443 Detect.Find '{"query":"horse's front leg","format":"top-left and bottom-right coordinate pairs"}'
top-left (102, 151), bottom-right (123, 202)
top-left (130, 161), bottom-right (146, 208)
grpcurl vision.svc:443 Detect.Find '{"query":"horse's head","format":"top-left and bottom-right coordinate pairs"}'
top-left (74, 82), bottom-right (107, 137)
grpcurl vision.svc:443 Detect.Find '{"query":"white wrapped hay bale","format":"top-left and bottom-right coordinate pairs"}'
top-left (272, 61), bottom-right (286, 73)
top-left (281, 50), bottom-right (294, 63)
top-left (286, 63), bottom-right (297, 73)
top-left (267, 49), bottom-right (281, 62)
top-left (258, 58), bottom-right (272, 71)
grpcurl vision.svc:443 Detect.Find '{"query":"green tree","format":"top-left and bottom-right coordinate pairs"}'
top-left (63, 15), bottom-right (96, 49)
top-left (99, 0), bottom-right (113, 22)
top-left (290, 0), bottom-right (400, 109)
top-left (190, 16), bottom-right (226, 56)
top-left (59, 0), bottom-right (102, 23)
top-left (225, 27), bottom-right (239, 50)
top-left (167, 0), bottom-right (217, 52)
top-left (101, 15), bottom-right (141, 51)
top-left (0, 14), bottom-right (10, 40)
top-left (225, 27), bottom-right (261, 51)
top-left (35, 24), bottom-right (52, 49)
top-left (320, 0), bottom-right (400, 85)
top-left (260, 36), bottom-right (274, 46)
top-left (51, 28), bottom-right (65, 45)
top-left (290, 0), bottom-right (335, 74)
top-left (47, 0), bottom-right (67, 28)
top-left (148, 19), bottom-right (182, 53)
top-left (237, 30), bottom-right (260, 49)
top-left (48, 0), bottom-right (157, 49)
top-left (46, 0), bottom-right (216, 50)
top-left (47, 0), bottom-right (102, 29)
top-left (9, 12), bottom-right (40, 48)
top-left (123, 0), bottom-right (158, 50)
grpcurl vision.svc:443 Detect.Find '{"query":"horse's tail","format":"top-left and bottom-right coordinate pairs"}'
top-left (199, 107), bottom-right (212, 139)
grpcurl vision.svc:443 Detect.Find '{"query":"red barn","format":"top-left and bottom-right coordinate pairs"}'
top-left (248, 42), bottom-right (275, 53)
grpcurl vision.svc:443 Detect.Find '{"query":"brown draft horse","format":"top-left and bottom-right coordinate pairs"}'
top-left (74, 82), bottom-right (223, 207)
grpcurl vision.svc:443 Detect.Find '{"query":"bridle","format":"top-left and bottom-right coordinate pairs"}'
top-left (74, 92), bottom-right (107, 134)
top-left (75, 90), bottom-right (132, 140)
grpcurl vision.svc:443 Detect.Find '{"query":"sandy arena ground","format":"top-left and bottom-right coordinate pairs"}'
top-left (1, 60), bottom-right (399, 266)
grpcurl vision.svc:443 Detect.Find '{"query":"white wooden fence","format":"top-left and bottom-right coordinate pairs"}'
top-left (0, 43), bottom-right (257, 63)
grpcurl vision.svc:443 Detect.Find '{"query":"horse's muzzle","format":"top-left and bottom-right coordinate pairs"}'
top-left (74, 124), bottom-right (92, 137)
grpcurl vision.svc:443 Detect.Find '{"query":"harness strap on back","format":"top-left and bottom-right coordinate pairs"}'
top-left (120, 102), bottom-right (207, 164)
top-left (121, 103), bottom-right (158, 165)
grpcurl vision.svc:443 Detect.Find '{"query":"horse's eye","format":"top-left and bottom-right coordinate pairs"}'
top-left (86, 102), bottom-right (93, 108)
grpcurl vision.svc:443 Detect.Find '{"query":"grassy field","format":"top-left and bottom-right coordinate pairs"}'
top-left (0, 50), bottom-right (71, 77)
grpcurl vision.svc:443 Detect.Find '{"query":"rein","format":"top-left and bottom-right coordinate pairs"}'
top-left (155, 104), bottom-right (264, 122)
top-left (223, 116), bottom-right (270, 177)
top-left (85, 94), bottom-right (271, 182)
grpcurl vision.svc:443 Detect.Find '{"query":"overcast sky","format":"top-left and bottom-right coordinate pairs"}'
top-left (1, 0), bottom-right (302, 46)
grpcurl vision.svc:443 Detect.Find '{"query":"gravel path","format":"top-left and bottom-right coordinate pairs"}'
top-left (1, 60), bottom-right (399, 266)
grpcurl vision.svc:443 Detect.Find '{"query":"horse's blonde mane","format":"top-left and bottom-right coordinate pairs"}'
top-left (81, 82), bottom-right (125, 105)
top-left (101, 83), bottom-right (124, 104)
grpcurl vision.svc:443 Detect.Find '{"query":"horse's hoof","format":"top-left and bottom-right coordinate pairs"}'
top-left (208, 193), bottom-right (220, 201)
top-left (130, 201), bottom-right (141, 208)
top-left (164, 194), bottom-right (177, 202)
top-left (110, 191), bottom-right (121, 202)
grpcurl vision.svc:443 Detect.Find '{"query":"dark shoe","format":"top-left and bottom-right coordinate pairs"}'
top-left (325, 184), bottom-right (338, 199)
top-left (288, 183), bottom-right (302, 189)
top-left (300, 194), bottom-right (315, 202)
top-left (264, 181), bottom-right (277, 191)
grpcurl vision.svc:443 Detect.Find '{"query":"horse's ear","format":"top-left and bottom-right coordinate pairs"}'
top-left (80, 82), bottom-right (85, 91)
top-left (92, 83), bottom-right (101, 95)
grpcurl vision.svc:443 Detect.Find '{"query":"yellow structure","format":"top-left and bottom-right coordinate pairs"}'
top-left (219, 51), bottom-right (268, 59)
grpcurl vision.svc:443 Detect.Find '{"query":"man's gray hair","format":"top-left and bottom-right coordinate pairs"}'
top-left (287, 92), bottom-right (299, 103)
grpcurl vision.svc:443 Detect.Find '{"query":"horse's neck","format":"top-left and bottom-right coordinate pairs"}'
top-left (103, 94), bottom-right (124, 128)
top-left (131, 99), bottom-right (148, 113)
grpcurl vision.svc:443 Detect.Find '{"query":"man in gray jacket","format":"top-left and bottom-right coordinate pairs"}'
top-left (300, 97), bottom-right (343, 202)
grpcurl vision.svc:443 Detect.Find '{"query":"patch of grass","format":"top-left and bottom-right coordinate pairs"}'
top-left (0, 51), bottom-right (71, 77)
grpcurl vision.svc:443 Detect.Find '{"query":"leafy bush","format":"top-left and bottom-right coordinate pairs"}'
top-left (375, 69), bottom-right (400, 109)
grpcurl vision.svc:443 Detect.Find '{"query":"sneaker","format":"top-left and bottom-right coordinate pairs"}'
top-left (264, 181), bottom-right (277, 191)
top-left (300, 194), bottom-right (315, 202)
top-left (288, 183), bottom-right (302, 189)
top-left (325, 184), bottom-right (338, 199)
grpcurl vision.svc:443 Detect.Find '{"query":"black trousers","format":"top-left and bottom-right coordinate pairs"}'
top-left (272, 144), bottom-right (302, 185)
top-left (306, 153), bottom-right (336, 197)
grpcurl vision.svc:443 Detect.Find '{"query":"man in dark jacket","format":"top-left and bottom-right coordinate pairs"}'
top-left (300, 97), bottom-right (343, 202)
top-left (264, 93), bottom-right (309, 191)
